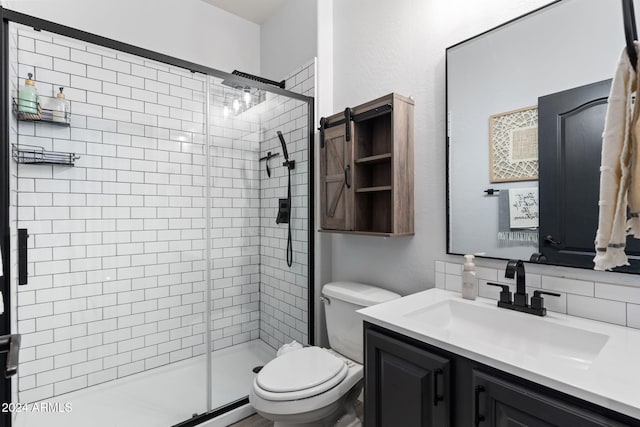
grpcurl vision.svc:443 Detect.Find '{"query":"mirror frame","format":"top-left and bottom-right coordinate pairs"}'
top-left (443, 0), bottom-right (603, 267)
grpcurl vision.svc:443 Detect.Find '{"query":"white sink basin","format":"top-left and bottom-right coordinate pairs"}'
top-left (404, 299), bottom-right (609, 370)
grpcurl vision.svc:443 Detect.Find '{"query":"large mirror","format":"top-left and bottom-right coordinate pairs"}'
top-left (447, 0), bottom-right (640, 272)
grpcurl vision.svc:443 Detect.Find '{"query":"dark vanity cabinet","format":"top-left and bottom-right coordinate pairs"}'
top-left (363, 323), bottom-right (640, 427)
top-left (365, 328), bottom-right (450, 427)
top-left (473, 371), bottom-right (627, 426)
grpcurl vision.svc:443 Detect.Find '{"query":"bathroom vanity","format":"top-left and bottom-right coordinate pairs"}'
top-left (358, 289), bottom-right (640, 427)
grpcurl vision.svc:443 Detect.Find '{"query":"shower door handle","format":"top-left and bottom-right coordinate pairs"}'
top-left (18, 229), bottom-right (28, 285)
top-left (0, 334), bottom-right (21, 378)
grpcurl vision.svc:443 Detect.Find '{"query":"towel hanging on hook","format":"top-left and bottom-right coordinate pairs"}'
top-left (623, 0), bottom-right (638, 70)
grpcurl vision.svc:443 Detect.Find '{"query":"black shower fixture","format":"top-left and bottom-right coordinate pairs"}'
top-left (278, 131), bottom-right (295, 170)
top-left (276, 131), bottom-right (295, 267)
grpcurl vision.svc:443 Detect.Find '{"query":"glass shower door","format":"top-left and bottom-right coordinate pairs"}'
top-left (10, 23), bottom-right (208, 427)
top-left (207, 71), bottom-right (312, 411)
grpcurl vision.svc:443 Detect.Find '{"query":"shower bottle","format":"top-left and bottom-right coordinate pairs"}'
top-left (18, 73), bottom-right (39, 115)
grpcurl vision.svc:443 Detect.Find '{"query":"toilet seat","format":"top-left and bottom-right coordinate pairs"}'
top-left (254, 347), bottom-right (349, 401)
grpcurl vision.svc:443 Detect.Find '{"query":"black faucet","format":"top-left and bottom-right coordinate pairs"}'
top-left (506, 259), bottom-right (527, 307)
top-left (486, 259), bottom-right (560, 317)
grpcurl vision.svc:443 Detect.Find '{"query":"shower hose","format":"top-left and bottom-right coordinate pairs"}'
top-left (286, 165), bottom-right (293, 267)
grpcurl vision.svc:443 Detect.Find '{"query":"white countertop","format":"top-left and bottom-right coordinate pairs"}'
top-left (357, 288), bottom-right (640, 420)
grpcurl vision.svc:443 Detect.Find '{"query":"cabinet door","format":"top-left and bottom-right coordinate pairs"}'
top-left (320, 124), bottom-right (354, 230)
top-left (473, 370), bottom-right (627, 427)
top-left (365, 328), bottom-right (450, 427)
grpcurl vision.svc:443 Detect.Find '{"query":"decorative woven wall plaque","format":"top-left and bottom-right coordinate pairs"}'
top-left (489, 106), bottom-right (538, 182)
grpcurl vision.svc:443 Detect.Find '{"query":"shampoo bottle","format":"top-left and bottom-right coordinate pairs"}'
top-left (51, 87), bottom-right (68, 123)
top-left (18, 73), bottom-right (39, 115)
top-left (461, 254), bottom-right (477, 300)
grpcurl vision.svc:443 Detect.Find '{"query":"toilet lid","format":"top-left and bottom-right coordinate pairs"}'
top-left (256, 347), bottom-right (346, 393)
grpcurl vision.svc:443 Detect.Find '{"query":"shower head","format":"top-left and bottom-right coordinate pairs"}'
top-left (277, 131), bottom-right (289, 161)
top-left (221, 70), bottom-right (285, 89)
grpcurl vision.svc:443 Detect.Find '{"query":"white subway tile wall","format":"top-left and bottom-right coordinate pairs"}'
top-left (258, 61), bottom-right (314, 349)
top-left (12, 25), bottom-right (209, 403)
top-left (207, 82), bottom-right (262, 352)
top-left (10, 24), bottom-right (313, 402)
top-left (436, 260), bottom-right (640, 328)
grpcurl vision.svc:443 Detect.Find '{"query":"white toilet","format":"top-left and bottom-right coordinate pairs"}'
top-left (249, 282), bottom-right (400, 427)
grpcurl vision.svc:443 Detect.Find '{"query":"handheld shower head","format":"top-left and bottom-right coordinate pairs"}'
top-left (277, 131), bottom-right (289, 161)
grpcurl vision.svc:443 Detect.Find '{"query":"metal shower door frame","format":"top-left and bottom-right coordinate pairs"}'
top-left (0, 7), bottom-right (316, 427)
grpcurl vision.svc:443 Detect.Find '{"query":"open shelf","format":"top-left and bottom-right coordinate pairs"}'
top-left (12, 144), bottom-right (79, 166)
top-left (12, 96), bottom-right (71, 126)
top-left (356, 186), bottom-right (392, 193)
top-left (355, 191), bottom-right (392, 233)
top-left (355, 112), bottom-right (392, 159)
top-left (355, 153), bottom-right (392, 164)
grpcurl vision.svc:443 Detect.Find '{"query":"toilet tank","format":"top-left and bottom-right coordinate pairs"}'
top-left (322, 282), bottom-right (400, 364)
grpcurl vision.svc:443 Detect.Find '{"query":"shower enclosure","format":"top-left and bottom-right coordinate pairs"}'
top-left (0, 8), bottom-right (314, 427)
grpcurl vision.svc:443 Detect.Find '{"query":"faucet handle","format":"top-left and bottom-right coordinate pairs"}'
top-left (486, 282), bottom-right (512, 304)
top-left (531, 290), bottom-right (561, 310)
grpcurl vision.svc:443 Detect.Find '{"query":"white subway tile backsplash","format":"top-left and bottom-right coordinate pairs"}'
top-left (567, 294), bottom-right (626, 326)
top-left (627, 304), bottom-right (640, 329)
top-left (445, 262), bottom-right (462, 275)
top-left (541, 276), bottom-right (594, 296)
top-left (595, 282), bottom-right (640, 304)
top-left (435, 259), bottom-right (640, 323)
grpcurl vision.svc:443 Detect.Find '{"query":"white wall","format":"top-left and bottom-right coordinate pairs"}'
top-left (314, 0), bottom-right (333, 346)
top-left (1, 0), bottom-right (260, 74)
top-left (328, 0), bottom-right (559, 297)
top-left (327, 0), bottom-right (640, 310)
top-left (260, 0), bottom-right (317, 81)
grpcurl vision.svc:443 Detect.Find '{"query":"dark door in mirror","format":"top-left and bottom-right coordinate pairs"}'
top-left (539, 79), bottom-right (640, 271)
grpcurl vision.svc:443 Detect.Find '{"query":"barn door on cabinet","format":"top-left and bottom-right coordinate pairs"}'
top-left (320, 124), bottom-right (354, 231)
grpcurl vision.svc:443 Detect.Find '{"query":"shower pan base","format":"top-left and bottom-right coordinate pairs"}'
top-left (14, 340), bottom-right (275, 427)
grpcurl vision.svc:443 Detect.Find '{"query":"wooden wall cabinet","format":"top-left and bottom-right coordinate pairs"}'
top-left (320, 93), bottom-right (414, 237)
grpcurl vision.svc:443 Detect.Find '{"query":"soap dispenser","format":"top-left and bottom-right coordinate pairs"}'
top-left (50, 87), bottom-right (68, 123)
top-left (461, 254), bottom-right (477, 300)
top-left (18, 73), bottom-right (39, 116)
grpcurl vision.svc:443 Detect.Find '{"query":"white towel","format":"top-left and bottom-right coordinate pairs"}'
top-left (594, 44), bottom-right (640, 270)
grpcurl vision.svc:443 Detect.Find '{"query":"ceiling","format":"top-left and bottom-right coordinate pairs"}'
top-left (202, 0), bottom-right (286, 24)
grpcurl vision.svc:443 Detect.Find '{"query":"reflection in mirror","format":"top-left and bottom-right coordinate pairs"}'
top-left (447, 0), bottom-right (640, 273)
